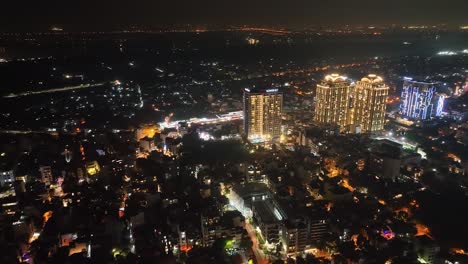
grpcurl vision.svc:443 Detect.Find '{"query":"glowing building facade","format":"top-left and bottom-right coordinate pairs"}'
top-left (314, 74), bottom-right (351, 131)
top-left (243, 88), bottom-right (283, 141)
top-left (400, 78), bottom-right (444, 120)
top-left (352, 74), bottom-right (389, 133)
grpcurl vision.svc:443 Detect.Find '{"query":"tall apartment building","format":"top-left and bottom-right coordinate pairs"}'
top-left (314, 74), bottom-right (352, 132)
top-left (352, 74), bottom-right (389, 133)
top-left (315, 73), bottom-right (389, 133)
top-left (243, 88), bottom-right (283, 142)
top-left (400, 78), bottom-right (444, 120)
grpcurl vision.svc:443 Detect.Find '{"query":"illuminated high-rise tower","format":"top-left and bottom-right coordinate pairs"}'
top-left (314, 74), bottom-right (351, 131)
top-left (400, 78), bottom-right (444, 120)
top-left (243, 88), bottom-right (283, 141)
top-left (352, 74), bottom-right (389, 133)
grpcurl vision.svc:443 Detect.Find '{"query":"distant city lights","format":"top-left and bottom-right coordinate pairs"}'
top-left (436, 49), bottom-right (468, 56)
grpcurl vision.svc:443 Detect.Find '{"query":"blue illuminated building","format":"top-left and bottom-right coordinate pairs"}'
top-left (400, 78), bottom-right (444, 120)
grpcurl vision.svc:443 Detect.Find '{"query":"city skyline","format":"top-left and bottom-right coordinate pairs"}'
top-left (0, 3), bottom-right (467, 264)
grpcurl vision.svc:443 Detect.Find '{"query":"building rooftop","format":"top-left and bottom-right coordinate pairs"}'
top-left (323, 73), bottom-right (348, 83)
top-left (243, 87), bottom-right (281, 94)
top-left (360, 74), bottom-right (384, 84)
top-left (233, 182), bottom-right (271, 199)
top-left (358, 74), bottom-right (388, 88)
top-left (371, 139), bottom-right (403, 159)
top-left (402, 77), bottom-right (436, 85)
top-left (253, 200), bottom-right (285, 223)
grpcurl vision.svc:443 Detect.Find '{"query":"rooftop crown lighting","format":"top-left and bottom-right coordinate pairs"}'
top-left (324, 73), bottom-right (347, 82)
top-left (361, 74), bottom-right (384, 83)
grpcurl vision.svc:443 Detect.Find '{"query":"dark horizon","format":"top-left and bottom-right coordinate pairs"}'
top-left (1, 0), bottom-right (467, 31)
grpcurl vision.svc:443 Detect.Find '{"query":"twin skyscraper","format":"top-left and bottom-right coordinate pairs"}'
top-left (243, 74), bottom-right (390, 142)
top-left (314, 73), bottom-right (389, 133)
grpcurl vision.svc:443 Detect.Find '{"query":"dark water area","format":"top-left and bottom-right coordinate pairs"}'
top-left (1, 31), bottom-right (467, 60)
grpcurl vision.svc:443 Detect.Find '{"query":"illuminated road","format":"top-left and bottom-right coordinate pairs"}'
top-left (0, 128), bottom-right (131, 135)
top-left (234, 27), bottom-right (292, 35)
top-left (271, 62), bottom-right (372, 77)
top-left (158, 111), bottom-right (243, 129)
top-left (245, 222), bottom-right (268, 264)
top-left (0, 130), bottom-right (61, 135)
top-left (3, 82), bottom-right (106, 98)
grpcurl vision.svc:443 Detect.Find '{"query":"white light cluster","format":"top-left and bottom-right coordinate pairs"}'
top-left (437, 51), bottom-right (457, 56)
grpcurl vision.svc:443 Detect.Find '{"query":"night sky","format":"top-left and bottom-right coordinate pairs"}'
top-left (1, 0), bottom-right (467, 30)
